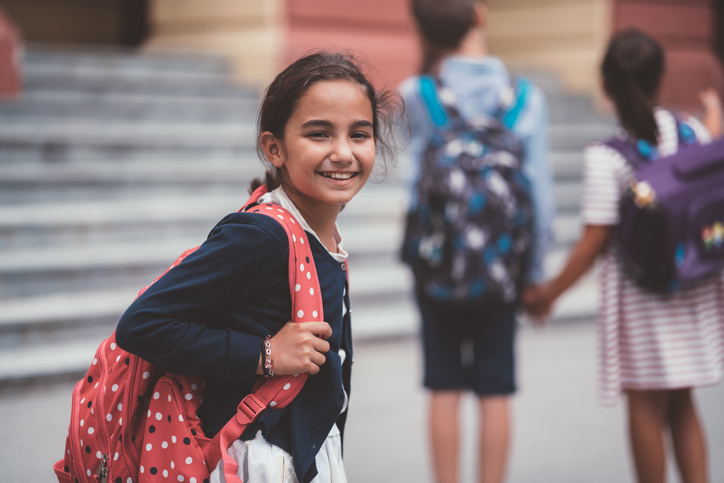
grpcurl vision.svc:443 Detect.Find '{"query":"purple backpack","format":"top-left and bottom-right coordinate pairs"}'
top-left (603, 116), bottom-right (724, 292)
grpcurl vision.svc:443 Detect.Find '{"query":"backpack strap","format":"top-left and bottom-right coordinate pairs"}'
top-left (419, 75), bottom-right (448, 127)
top-left (670, 110), bottom-right (700, 147)
top-left (418, 74), bottom-right (530, 130)
top-left (601, 135), bottom-right (651, 171)
top-left (216, 189), bottom-right (324, 483)
top-left (135, 185), bottom-right (283, 299)
top-left (500, 77), bottom-right (530, 129)
top-left (602, 109), bottom-right (701, 171)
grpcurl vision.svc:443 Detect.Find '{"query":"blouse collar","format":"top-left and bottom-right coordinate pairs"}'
top-left (256, 186), bottom-right (348, 263)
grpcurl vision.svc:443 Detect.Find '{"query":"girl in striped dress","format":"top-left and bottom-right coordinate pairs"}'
top-left (524, 30), bottom-right (724, 483)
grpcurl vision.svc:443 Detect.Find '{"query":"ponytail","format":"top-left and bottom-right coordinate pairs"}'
top-left (602, 30), bottom-right (664, 145)
top-left (248, 170), bottom-right (282, 195)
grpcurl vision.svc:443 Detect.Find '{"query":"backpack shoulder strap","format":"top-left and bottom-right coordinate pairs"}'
top-left (418, 74), bottom-right (531, 130)
top-left (217, 196), bottom-right (324, 483)
top-left (135, 185), bottom-right (275, 299)
top-left (601, 135), bottom-right (651, 170)
top-left (670, 110), bottom-right (700, 146)
top-left (500, 76), bottom-right (530, 130)
top-left (419, 75), bottom-right (449, 128)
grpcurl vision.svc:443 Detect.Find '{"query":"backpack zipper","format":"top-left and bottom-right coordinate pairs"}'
top-left (93, 339), bottom-right (112, 479)
top-left (95, 453), bottom-right (109, 483)
top-left (67, 379), bottom-right (91, 481)
top-left (122, 355), bottom-right (144, 469)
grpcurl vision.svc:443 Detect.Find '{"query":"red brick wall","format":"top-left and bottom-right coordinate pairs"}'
top-left (284, 0), bottom-right (419, 90)
top-left (0, 7), bottom-right (21, 98)
top-left (612, 0), bottom-right (724, 111)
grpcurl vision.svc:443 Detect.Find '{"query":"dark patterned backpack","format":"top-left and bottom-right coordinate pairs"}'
top-left (401, 75), bottom-right (533, 305)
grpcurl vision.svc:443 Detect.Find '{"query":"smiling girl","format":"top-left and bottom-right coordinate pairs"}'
top-left (116, 52), bottom-right (398, 483)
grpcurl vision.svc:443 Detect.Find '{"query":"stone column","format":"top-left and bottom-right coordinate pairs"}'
top-left (487, 0), bottom-right (612, 106)
top-left (145, 0), bottom-right (284, 88)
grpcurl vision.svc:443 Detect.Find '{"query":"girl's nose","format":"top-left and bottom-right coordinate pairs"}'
top-left (330, 138), bottom-right (354, 163)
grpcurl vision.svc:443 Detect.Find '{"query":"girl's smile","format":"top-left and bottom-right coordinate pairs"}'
top-left (318, 171), bottom-right (358, 180)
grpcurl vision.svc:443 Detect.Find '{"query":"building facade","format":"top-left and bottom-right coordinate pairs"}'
top-left (1, 0), bottom-right (721, 110)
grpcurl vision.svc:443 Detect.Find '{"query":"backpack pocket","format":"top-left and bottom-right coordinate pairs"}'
top-left (138, 374), bottom-right (215, 483)
top-left (691, 192), bottom-right (724, 259)
top-left (53, 459), bottom-right (74, 483)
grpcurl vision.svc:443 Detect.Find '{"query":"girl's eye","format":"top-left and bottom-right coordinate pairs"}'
top-left (308, 131), bottom-right (328, 138)
top-left (351, 131), bottom-right (371, 139)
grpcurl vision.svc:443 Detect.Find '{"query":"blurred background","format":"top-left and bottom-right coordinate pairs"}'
top-left (0, 1), bottom-right (722, 482)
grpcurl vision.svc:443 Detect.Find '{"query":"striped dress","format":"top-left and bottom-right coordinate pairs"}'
top-left (581, 108), bottom-right (724, 405)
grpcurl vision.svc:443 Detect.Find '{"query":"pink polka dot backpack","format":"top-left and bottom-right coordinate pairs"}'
top-left (54, 185), bottom-right (325, 483)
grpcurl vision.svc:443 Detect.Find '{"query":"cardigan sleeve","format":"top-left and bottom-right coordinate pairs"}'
top-left (116, 213), bottom-right (290, 382)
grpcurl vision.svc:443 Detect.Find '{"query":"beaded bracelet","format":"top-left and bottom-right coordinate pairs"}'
top-left (263, 335), bottom-right (274, 378)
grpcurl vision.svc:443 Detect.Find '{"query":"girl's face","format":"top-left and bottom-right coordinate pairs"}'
top-left (264, 80), bottom-right (376, 212)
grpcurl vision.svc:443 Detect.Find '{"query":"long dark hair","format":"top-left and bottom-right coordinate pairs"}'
top-left (250, 51), bottom-right (400, 193)
top-left (602, 29), bottom-right (664, 145)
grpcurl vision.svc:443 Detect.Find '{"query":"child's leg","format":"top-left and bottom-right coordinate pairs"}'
top-left (430, 391), bottom-right (462, 483)
top-left (667, 389), bottom-right (708, 483)
top-left (627, 390), bottom-right (670, 483)
top-left (417, 291), bottom-right (468, 483)
top-left (477, 395), bottom-right (511, 483)
top-left (471, 307), bottom-right (516, 483)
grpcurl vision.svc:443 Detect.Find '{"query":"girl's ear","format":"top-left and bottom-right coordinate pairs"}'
top-left (260, 132), bottom-right (285, 168)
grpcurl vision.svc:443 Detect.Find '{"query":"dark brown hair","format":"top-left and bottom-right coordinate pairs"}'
top-left (411, 0), bottom-right (479, 73)
top-left (250, 51), bottom-right (400, 193)
top-left (602, 29), bottom-right (664, 145)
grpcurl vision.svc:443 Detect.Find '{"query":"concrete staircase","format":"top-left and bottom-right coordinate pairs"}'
top-left (0, 47), bottom-right (615, 386)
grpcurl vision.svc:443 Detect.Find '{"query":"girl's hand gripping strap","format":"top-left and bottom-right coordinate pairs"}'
top-left (217, 185), bottom-right (325, 483)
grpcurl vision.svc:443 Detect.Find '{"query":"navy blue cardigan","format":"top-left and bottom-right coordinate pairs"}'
top-left (116, 211), bottom-right (353, 483)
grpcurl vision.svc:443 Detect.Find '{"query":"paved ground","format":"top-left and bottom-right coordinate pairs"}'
top-left (1, 320), bottom-right (722, 483)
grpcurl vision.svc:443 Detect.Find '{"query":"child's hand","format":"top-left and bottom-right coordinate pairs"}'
top-left (522, 284), bottom-right (553, 326)
top-left (700, 88), bottom-right (722, 113)
top-left (700, 87), bottom-right (723, 137)
top-left (268, 321), bottom-right (333, 376)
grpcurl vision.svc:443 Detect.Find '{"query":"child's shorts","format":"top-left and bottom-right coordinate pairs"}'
top-left (416, 291), bottom-right (517, 396)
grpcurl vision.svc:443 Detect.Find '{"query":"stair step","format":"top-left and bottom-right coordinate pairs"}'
top-left (555, 181), bottom-right (582, 212)
top-left (25, 47), bottom-right (232, 76)
top-left (0, 339), bottom-right (99, 385)
top-left (549, 123), bottom-right (615, 150)
top-left (0, 120), bottom-right (255, 148)
top-left (23, 48), bottom-right (255, 98)
top-left (550, 151), bottom-right (585, 181)
top-left (0, 288), bottom-right (136, 330)
top-left (0, 158), bottom-right (258, 190)
top-left (0, 89), bottom-right (259, 123)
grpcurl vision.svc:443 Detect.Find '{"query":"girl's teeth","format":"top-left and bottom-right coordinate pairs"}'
top-left (324, 172), bottom-right (353, 180)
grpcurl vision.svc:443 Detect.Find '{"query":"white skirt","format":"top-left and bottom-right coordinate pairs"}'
top-left (209, 425), bottom-right (347, 483)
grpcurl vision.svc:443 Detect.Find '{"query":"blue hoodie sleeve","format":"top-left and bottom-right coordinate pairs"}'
top-left (515, 85), bottom-right (555, 283)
